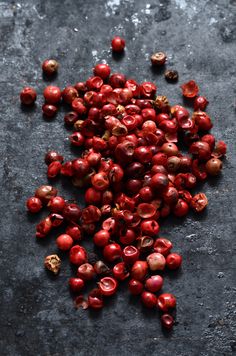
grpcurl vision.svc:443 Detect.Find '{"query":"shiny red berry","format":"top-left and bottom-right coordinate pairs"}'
top-left (111, 36), bottom-right (125, 52)
top-left (26, 197), bottom-right (42, 213)
top-left (166, 253), bottom-right (182, 270)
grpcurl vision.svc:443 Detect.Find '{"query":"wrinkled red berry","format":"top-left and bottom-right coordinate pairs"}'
top-left (181, 80), bottom-right (199, 98)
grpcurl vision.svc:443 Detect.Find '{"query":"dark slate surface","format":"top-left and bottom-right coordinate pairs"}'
top-left (0, 0), bottom-right (236, 355)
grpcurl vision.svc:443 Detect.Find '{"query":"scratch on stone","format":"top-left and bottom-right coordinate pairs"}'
top-left (186, 234), bottom-right (197, 238)
top-left (33, 5), bottom-right (46, 20)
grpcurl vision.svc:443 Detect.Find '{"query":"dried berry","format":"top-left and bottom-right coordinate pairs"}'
top-left (165, 70), bottom-right (179, 82)
top-left (44, 254), bottom-right (61, 274)
top-left (181, 80), bottom-right (199, 98)
top-left (151, 52), bottom-right (167, 66)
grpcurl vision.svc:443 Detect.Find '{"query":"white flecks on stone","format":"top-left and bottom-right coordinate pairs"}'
top-left (33, 5), bottom-right (46, 20)
top-left (175, 0), bottom-right (187, 10)
top-left (131, 13), bottom-right (141, 28)
top-left (92, 50), bottom-right (100, 62)
top-left (209, 17), bottom-right (217, 25)
top-left (105, 0), bottom-right (120, 16)
top-left (141, 4), bottom-right (151, 15)
top-left (186, 233), bottom-right (197, 239)
top-left (175, 0), bottom-right (201, 19)
top-left (0, 3), bottom-right (14, 17)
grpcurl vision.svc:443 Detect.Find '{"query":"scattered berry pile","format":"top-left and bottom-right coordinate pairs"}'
top-left (23, 37), bottom-right (227, 330)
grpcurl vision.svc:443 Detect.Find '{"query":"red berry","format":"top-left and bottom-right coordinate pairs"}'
top-left (141, 291), bottom-right (157, 308)
top-left (111, 36), bottom-right (125, 52)
top-left (157, 293), bottom-right (176, 312)
top-left (47, 161), bottom-right (62, 178)
top-left (66, 225), bottom-right (82, 241)
top-left (69, 245), bottom-right (87, 266)
top-left (45, 151), bottom-right (63, 165)
top-left (35, 185), bottom-right (58, 204)
top-left (103, 243), bottom-right (122, 262)
top-left (93, 230), bottom-right (110, 247)
top-left (154, 238), bottom-right (172, 256)
top-left (94, 63), bottom-right (111, 79)
top-left (113, 262), bottom-right (129, 281)
top-left (42, 104), bottom-right (58, 118)
top-left (161, 314), bottom-right (174, 329)
top-left (88, 289), bottom-right (104, 309)
top-left (128, 279), bottom-right (144, 295)
top-left (62, 86), bottom-right (78, 104)
top-left (43, 85), bottom-right (61, 104)
top-left (26, 197), bottom-right (42, 213)
top-left (98, 277), bottom-right (118, 296)
top-left (166, 253), bottom-right (182, 270)
top-left (145, 275), bottom-right (163, 292)
top-left (48, 196), bottom-right (65, 213)
top-left (131, 261), bottom-right (148, 281)
top-left (77, 263), bottom-right (95, 280)
top-left (122, 245), bottom-right (140, 265)
top-left (56, 234), bottom-right (73, 251)
top-left (181, 80), bottom-right (199, 98)
top-left (36, 217), bottom-right (52, 238)
top-left (69, 277), bottom-right (84, 293)
top-left (20, 87), bottom-right (37, 105)
top-left (42, 59), bottom-right (58, 76)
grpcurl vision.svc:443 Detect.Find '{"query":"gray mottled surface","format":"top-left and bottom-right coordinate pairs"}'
top-left (0, 0), bottom-right (236, 355)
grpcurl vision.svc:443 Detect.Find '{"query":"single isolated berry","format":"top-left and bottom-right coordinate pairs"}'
top-left (165, 70), bottom-right (179, 82)
top-left (111, 36), bottom-right (125, 52)
top-left (20, 87), bottom-right (37, 105)
top-left (44, 254), bottom-right (61, 274)
top-left (151, 52), bottom-right (167, 66)
top-left (181, 80), bottom-right (199, 98)
top-left (42, 59), bottom-right (59, 76)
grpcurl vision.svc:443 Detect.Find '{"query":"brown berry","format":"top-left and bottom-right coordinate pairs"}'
top-left (151, 52), bottom-right (167, 66)
top-left (44, 254), bottom-right (61, 274)
top-left (165, 70), bottom-right (179, 82)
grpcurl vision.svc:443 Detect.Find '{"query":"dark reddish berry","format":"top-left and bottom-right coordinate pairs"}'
top-left (20, 87), bottom-right (37, 105)
top-left (42, 59), bottom-right (59, 76)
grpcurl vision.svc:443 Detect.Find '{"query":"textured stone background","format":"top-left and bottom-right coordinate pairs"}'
top-left (0, 0), bottom-right (236, 355)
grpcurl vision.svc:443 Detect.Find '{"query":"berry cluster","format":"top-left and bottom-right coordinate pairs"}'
top-left (23, 37), bottom-right (226, 330)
